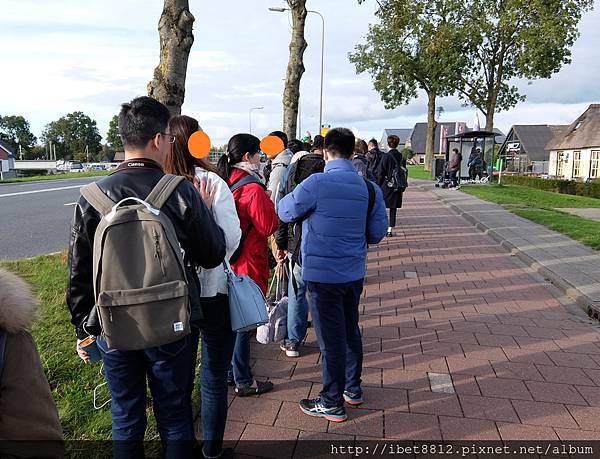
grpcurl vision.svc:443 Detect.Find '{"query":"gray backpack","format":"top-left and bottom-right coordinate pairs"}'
top-left (80, 175), bottom-right (191, 351)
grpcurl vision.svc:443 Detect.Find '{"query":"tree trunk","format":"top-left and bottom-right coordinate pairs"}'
top-left (485, 93), bottom-right (497, 132)
top-left (147, 0), bottom-right (195, 116)
top-left (282, 0), bottom-right (308, 141)
top-left (424, 90), bottom-right (437, 173)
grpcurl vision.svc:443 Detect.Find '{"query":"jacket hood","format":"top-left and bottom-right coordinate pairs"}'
top-left (272, 149), bottom-right (293, 165)
top-left (0, 269), bottom-right (39, 333)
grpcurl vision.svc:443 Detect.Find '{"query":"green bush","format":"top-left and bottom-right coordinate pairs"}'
top-left (501, 175), bottom-right (600, 199)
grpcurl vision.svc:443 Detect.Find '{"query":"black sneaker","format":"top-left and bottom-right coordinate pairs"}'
top-left (299, 398), bottom-right (347, 422)
top-left (386, 231), bottom-right (393, 238)
top-left (343, 390), bottom-right (364, 406)
top-left (234, 379), bottom-right (274, 397)
top-left (280, 340), bottom-right (300, 357)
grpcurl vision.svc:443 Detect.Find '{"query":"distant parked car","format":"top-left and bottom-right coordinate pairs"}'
top-left (90, 164), bottom-right (105, 171)
top-left (69, 162), bottom-right (85, 173)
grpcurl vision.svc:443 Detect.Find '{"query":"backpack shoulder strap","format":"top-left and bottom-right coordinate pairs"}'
top-left (80, 182), bottom-right (117, 216)
top-left (363, 178), bottom-right (376, 237)
top-left (0, 328), bottom-right (7, 381)
top-left (145, 174), bottom-right (185, 209)
top-left (230, 175), bottom-right (263, 193)
top-left (364, 178), bottom-right (376, 216)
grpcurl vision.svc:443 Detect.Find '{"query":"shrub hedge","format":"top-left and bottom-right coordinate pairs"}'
top-left (501, 175), bottom-right (600, 199)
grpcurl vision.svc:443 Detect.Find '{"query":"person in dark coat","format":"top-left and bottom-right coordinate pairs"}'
top-left (366, 138), bottom-right (383, 180)
top-left (448, 148), bottom-right (462, 188)
top-left (376, 135), bottom-right (407, 237)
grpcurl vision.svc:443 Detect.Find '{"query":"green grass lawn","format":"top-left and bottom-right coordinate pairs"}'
top-left (0, 253), bottom-right (189, 444)
top-left (0, 171), bottom-right (110, 183)
top-left (408, 165), bottom-right (433, 181)
top-left (461, 184), bottom-right (600, 250)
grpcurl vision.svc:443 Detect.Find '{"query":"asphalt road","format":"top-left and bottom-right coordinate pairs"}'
top-left (0, 177), bottom-right (102, 260)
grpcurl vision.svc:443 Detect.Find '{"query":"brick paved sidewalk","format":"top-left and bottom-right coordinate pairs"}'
top-left (216, 186), bottom-right (600, 454)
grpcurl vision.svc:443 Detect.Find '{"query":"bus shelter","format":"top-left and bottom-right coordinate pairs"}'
top-left (445, 131), bottom-right (500, 180)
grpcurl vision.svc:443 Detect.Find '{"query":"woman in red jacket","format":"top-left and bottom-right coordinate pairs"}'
top-left (217, 133), bottom-right (279, 396)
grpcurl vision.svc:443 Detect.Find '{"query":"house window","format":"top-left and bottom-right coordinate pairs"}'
top-left (573, 151), bottom-right (581, 177)
top-left (591, 151), bottom-right (600, 179)
top-left (557, 152), bottom-right (565, 176)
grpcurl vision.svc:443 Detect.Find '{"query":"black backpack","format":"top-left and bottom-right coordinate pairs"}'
top-left (293, 154), bottom-right (326, 186)
top-left (285, 155), bottom-right (326, 264)
top-left (386, 150), bottom-right (408, 191)
top-left (353, 155), bottom-right (376, 182)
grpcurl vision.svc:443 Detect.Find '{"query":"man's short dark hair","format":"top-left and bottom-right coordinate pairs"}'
top-left (269, 130), bottom-right (288, 148)
top-left (387, 135), bottom-right (400, 149)
top-left (324, 128), bottom-right (355, 159)
top-left (312, 135), bottom-right (324, 150)
top-left (288, 139), bottom-right (304, 154)
top-left (118, 96), bottom-right (171, 150)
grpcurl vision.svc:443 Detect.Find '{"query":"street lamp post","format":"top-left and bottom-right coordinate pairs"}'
top-left (269, 6), bottom-right (325, 137)
top-left (249, 106), bottom-right (264, 135)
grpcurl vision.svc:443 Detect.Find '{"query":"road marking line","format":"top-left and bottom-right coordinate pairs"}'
top-left (0, 184), bottom-right (83, 198)
top-left (64, 202), bottom-right (78, 206)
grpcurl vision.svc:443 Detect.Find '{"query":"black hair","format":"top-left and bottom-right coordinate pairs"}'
top-left (118, 96), bottom-right (171, 150)
top-left (288, 139), bottom-right (304, 154)
top-left (268, 130), bottom-right (288, 148)
top-left (303, 142), bottom-right (312, 152)
top-left (324, 128), bottom-right (355, 159)
top-left (355, 139), bottom-right (368, 155)
top-left (312, 135), bottom-right (324, 150)
top-left (453, 148), bottom-right (459, 153)
top-left (368, 138), bottom-right (378, 149)
top-left (217, 133), bottom-right (260, 178)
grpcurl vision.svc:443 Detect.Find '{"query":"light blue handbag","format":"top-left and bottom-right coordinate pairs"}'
top-left (223, 262), bottom-right (269, 332)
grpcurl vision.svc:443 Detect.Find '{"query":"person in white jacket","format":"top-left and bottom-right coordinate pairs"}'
top-left (165, 115), bottom-right (241, 459)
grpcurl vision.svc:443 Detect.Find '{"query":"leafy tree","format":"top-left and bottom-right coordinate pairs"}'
top-left (28, 145), bottom-right (47, 160)
top-left (106, 115), bottom-right (123, 152)
top-left (0, 115), bottom-right (37, 156)
top-left (41, 112), bottom-right (102, 161)
top-left (458, 0), bottom-right (593, 131)
top-left (351, 0), bottom-right (466, 171)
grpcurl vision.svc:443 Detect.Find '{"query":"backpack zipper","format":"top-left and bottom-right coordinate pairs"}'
top-left (154, 231), bottom-right (166, 277)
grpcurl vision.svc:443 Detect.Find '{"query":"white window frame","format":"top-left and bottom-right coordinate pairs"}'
top-left (591, 151), bottom-right (600, 179)
top-left (573, 151), bottom-right (581, 178)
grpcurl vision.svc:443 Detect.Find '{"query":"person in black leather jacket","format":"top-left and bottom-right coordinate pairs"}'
top-left (66, 96), bottom-right (226, 459)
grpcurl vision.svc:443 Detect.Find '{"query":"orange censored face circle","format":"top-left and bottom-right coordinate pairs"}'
top-left (260, 136), bottom-right (285, 158)
top-left (188, 131), bottom-right (211, 159)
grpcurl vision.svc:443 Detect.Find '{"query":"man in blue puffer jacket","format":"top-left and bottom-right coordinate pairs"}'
top-left (278, 127), bottom-right (388, 422)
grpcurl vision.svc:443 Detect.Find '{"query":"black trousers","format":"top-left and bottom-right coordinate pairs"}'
top-left (389, 208), bottom-right (397, 227)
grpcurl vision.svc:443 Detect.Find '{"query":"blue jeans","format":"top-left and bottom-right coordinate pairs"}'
top-left (306, 279), bottom-right (364, 408)
top-left (192, 294), bottom-right (236, 459)
top-left (229, 331), bottom-right (253, 386)
top-left (97, 334), bottom-right (196, 459)
top-left (287, 260), bottom-right (308, 344)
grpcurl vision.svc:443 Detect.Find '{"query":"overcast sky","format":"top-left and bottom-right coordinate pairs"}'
top-left (1, 0), bottom-right (599, 147)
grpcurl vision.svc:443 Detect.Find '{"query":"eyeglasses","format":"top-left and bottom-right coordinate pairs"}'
top-left (160, 132), bottom-right (176, 144)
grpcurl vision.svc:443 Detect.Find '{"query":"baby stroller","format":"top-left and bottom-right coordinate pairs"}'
top-left (435, 162), bottom-right (453, 188)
